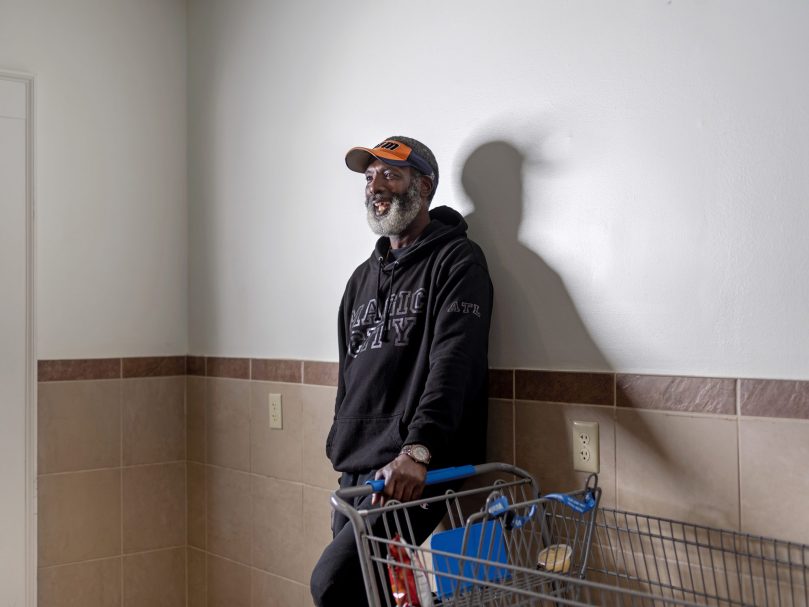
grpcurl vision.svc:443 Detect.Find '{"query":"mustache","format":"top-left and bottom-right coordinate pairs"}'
top-left (366, 193), bottom-right (396, 207)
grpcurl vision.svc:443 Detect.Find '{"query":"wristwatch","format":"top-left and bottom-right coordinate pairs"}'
top-left (400, 444), bottom-right (431, 465)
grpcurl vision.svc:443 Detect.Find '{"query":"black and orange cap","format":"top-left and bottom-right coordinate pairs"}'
top-left (346, 139), bottom-right (438, 190)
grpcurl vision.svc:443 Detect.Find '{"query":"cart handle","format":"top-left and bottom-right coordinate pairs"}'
top-left (365, 464), bottom-right (477, 493)
top-left (543, 491), bottom-right (597, 514)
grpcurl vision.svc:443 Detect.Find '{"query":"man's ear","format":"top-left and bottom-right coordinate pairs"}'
top-left (419, 175), bottom-right (434, 200)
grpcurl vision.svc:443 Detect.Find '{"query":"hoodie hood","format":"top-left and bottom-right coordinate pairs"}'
top-left (370, 206), bottom-right (468, 340)
top-left (372, 206), bottom-right (468, 270)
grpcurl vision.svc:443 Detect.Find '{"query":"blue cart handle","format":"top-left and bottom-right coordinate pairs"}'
top-left (365, 464), bottom-right (477, 493)
top-left (543, 491), bottom-right (597, 514)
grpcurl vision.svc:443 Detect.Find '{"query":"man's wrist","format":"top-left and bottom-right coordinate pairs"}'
top-left (400, 443), bottom-right (431, 465)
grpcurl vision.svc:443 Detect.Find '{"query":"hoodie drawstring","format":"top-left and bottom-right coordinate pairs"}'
top-left (375, 256), bottom-right (389, 341)
top-left (376, 256), bottom-right (384, 307)
top-left (381, 260), bottom-right (398, 341)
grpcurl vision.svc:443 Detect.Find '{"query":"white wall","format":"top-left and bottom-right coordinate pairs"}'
top-left (0, 0), bottom-right (188, 358)
top-left (0, 74), bottom-right (31, 607)
top-left (8, 0), bottom-right (801, 378)
top-left (188, 0), bottom-right (809, 380)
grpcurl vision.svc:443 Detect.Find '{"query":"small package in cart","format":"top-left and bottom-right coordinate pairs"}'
top-left (387, 534), bottom-right (434, 607)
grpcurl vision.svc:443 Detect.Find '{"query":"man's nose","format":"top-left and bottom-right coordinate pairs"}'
top-left (367, 173), bottom-right (386, 193)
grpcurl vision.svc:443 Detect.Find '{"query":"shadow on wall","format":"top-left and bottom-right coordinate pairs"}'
top-left (462, 140), bottom-right (699, 516)
top-left (461, 139), bottom-right (609, 372)
top-left (462, 139), bottom-right (614, 495)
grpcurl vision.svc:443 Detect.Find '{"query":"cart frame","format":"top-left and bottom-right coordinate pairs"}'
top-left (331, 462), bottom-right (601, 606)
top-left (331, 463), bottom-right (809, 606)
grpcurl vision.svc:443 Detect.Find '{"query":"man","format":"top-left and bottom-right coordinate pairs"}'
top-left (310, 136), bottom-right (493, 606)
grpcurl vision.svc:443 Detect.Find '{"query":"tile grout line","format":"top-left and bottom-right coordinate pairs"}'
top-left (613, 373), bottom-right (618, 507)
top-left (40, 545), bottom-right (189, 571)
top-left (202, 549), bottom-right (311, 585)
top-left (201, 543), bottom-right (316, 588)
top-left (184, 373), bottom-right (189, 607)
top-left (736, 378), bottom-right (743, 532)
top-left (199, 373), bottom-right (208, 604)
top-left (301, 366), bottom-right (309, 576)
top-left (119, 376), bottom-right (124, 605)
top-left (38, 460), bottom-right (190, 478)
top-left (203, 374), bottom-right (208, 605)
top-left (248, 374), bottom-right (255, 590)
top-left (511, 370), bottom-right (516, 467)
top-left (202, 461), bottom-right (340, 493)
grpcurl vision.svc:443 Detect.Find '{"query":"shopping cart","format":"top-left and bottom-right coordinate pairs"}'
top-left (331, 462), bottom-right (603, 606)
top-left (331, 463), bottom-right (809, 606)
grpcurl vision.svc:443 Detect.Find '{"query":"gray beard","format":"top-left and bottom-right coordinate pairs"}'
top-left (365, 178), bottom-right (423, 237)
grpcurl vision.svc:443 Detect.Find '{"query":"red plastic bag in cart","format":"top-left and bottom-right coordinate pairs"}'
top-left (387, 534), bottom-right (434, 606)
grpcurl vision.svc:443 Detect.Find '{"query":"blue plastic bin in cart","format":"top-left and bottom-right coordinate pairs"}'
top-left (430, 519), bottom-right (510, 599)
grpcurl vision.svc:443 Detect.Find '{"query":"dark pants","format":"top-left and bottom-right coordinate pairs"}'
top-left (310, 471), bottom-right (448, 607)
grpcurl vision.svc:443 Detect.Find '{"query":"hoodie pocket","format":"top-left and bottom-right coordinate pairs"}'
top-left (326, 413), bottom-right (404, 471)
top-left (325, 421), bottom-right (337, 457)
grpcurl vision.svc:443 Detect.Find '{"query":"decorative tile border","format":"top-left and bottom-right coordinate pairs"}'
top-left (253, 359), bottom-right (303, 383)
top-left (302, 361), bottom-right (339, 387)
top-left (488, 369), bottom-right (514, 399)
top-left (186, 356), bottom-right (205, 376)
top-left (515, 370), bottom-right (613, 406)
top-left (617, 374), bottom-right (736, 415)
top-left (122, 356), bottom-right (187, 379)
top-left (36, 356), bottom-right (809, 421)
top-left (38, 358), bottom-right (122, 382)
top-left (206, 357), bottom-right (249, 379)
top-left (740, 379), bottom-right (809, 420)
top-left (39, 357), bottom-right (192, 381)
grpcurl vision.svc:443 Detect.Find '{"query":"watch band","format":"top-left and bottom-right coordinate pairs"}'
top-left (400, 443), bottom-right (431, 465)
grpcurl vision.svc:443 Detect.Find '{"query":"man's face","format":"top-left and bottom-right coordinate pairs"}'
top-left (364, 159), bottom-right (424, 237)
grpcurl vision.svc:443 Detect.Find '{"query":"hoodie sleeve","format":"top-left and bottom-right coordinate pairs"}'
top-left (402, 254), bottom-right (493, 462)
top-left (334, 295), bottom-right (349, 414)
top-left (325, 291), bottom-right (349, 463)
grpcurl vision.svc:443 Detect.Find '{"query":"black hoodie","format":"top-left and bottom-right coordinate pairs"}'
top-left (326, 206), bottom-right (493, 473)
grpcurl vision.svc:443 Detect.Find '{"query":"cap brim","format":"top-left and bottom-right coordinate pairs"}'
top-left (345, 146), bottom-right (411, 173)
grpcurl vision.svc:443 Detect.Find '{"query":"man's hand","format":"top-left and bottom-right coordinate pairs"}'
top-left (371, 454), bottom-right (427, 506)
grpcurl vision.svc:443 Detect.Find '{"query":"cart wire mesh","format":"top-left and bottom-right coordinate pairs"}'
top-left (331, 463), bottom-right (809, 606)
top-left (332, 463), bottom-right (600, 606)
top-left (584, 507), bottom-right (809, 606)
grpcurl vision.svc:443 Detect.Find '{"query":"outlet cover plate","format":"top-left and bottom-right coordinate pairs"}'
top-left (269, 393), bottom-right (282, 429)
top-left (571, 420), bottom-right (599, 473)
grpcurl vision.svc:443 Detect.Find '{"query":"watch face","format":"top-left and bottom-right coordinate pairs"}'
top-left (410, 445), bottom-right (430, 463)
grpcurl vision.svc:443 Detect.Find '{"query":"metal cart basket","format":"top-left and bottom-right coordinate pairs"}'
top-left (585, 506), bottom-right (809, 606)
top-left (331, 463), bottom-right (809, 606)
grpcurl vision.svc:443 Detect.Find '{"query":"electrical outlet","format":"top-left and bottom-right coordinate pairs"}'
top-left (269, 393), bottom-right (282, 429)
top-left (571, 420), bottom-right (599, 473)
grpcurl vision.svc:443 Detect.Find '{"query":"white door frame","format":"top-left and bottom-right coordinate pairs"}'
top-left (1, 68), bottom-right (37, 607)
